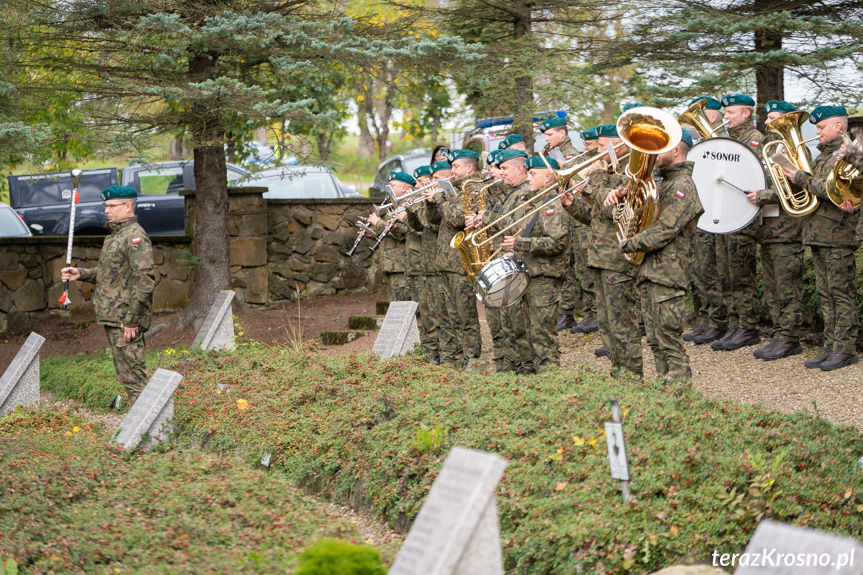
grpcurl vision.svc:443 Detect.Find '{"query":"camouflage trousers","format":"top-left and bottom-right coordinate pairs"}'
top-left (594, 269), bottom-right (643, 377)
top-left (716, 233), bottom-right (760, 329)
top-left (423, 273), bottom-right (446, 358)
top-left (410, 274), bottom-right (438, 356)
top-left (810, 246), bottom-right (858, 354)
top-left (385, 272), bottom-right (411, 302)
top-left (438, 271), bottom-right (482, 368)
top-left (104, 325), bottom-right (148, 404)
top-left (558, 235), bottom-right (578, 313)
top-left (511, 276), bottom-right (561, 374)
top-left (574, 224), bottom-right (596, 316)
top-left (692, 230), bottom-right (727, 329)
top-left (639, 282), bottom-right (691, 381)
top-left (485, 306), bottom-right (518, 372)
top-left (760, 242), bottom-right (804, 341)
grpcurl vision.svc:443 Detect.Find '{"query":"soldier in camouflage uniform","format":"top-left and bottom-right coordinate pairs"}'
top-left (563, 124), bottom-right (643, 376)
top-left (569, 128), bottom-right (600, 334)
top-left (538, 116), bottom-right (582, 332)
top-left (407, 165), bottom-right (440, 362)
top-left (367, 173), bottom-right (411, 301)
top-left (615, 131), bottom-right (704, 381)
top-left (782, 105), bottom-right (860, 371)
top-left (682, 97), bottom-right (729, 344)
top-left (746, 100), bottom-right (805, 361)
top-left (468, 150), bottom-right (518, 372)
top-left (709, 94), bottom-right (763, 352)
top-left (61, 185), bottom-right (155, 407)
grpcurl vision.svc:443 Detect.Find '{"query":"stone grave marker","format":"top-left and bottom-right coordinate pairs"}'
top-left (0, 332), bottom-right (45, 416)
top-left (389, 446), bottom-right (507, 575)
top-left (372, 301), bottom-right (419, 359)
top-left (734, 520), bottom-right (863, 574)
top-left (193, 290), bottom-right (236, 351)
top-left (115, 369), bottom-right (183, 451)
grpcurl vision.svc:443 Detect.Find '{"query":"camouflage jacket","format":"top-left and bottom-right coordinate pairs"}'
top-left (406, 202), bottom-right (438, 275)
top-left (79, 217), bottom-right (155, 330)
top-left (728, 123), bottom-right (764, 150)
top-left (583, 167), bottom-right (634, 274)
top-left (474, 180), bottom-right (512, 253)
top-left (620, 162), bottom-right (704, 289)
top-left (427, 174), bottom-right (485, 274)
top-left (403, 202), bottom-right (425, 276)
top-left (753, 131), bottom-right (803, 244)
top-left (370, 214), bottom-right (407, 274)
top-left (494, 179), bottom-right (568, 278)
top-left (544, 138), bottom-right (580, 164)
top-left (795, 136), bottom-right (860, 249)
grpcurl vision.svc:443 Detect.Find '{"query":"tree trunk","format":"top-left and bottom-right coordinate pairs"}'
top-left (357, 107), bottom-right (374, 160)
top-left (753, 1), bottom-right (784, 132)
top-left (316, 130), bottom-right (333, 161)
top-left (512, 10), bottom-right (535, 151)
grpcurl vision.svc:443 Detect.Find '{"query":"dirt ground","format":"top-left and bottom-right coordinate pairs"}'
top-left (3, 291), bottom-right (863, 430)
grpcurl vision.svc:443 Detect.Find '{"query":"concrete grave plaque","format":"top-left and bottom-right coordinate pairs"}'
top-left (193, 290), bottom-right (236, 351)
top-left (115, 369), bottom-right (183, 451)
top-left (372, 301), bottom-right (419, 359)
top-left (389, 446), bottom-right (508, 575)
top-left (0, 332), bottom-right (45, 416)
top-left (734, 520), bottom-right (863, 574)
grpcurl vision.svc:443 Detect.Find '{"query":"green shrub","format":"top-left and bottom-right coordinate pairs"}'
top-left (0, 408), bottom-right (387, 573)
top-left (167, 348), bottom-right (863, 574)
top-left (294, 539), bottom-right (386, 575)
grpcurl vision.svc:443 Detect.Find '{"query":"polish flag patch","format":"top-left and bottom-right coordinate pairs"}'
top-left (675, 191), bottom-right (685, 198)
top-left (546, 208), bottom-right (555, 215)
top-left (750, 141), bottom-right (760, 147)
top-left (131, 237), bottom-right (142, 244)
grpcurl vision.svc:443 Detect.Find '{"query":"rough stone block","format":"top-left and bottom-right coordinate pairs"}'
top-left (348, 316), bottom-right (377, 330)
top-left (13, 279), bottom-right (45, 312)
top-left (0, 287), bottom-right (11, 313)
top-left (230, 238), bottom-right (267, 267)
top-left (39, 244), bottom-right (66, 260)
top-left (344, 266), bottom-right (369, 290)
top-left (242, 214), bottom-right (268, 237)
top-left (0, 271), bottom-right (27, 290)
top-left (285, 220), bottom-right (303, 235)
top-left (152, 249), bottom-right (165, 265)
top-left (320, 331), bottom-right (364, 345)
top-left (244, 268), bottom-right (268, 305)
top-left (312, 264), bottom-right (337, 283)
top-left (293, 238), bottom-right (316, 255)
top-left (310, 227), bottom-right (325, 241)
top-left (292, 207), bottom-right (313, 225)
top-left (315, 246), bottom-right (339, 264)
top-left (193, 290), bottom-right (235, 351)
top-left (153, 278), bottom-right (189, 311)
top-left (47, 281), bottom-right (83, 309)
top-left (165, 250), bottom-right (189, 281)
top-left (0, 332), bottom-right (44, 416)
top-left (0, 252), bottom-right (19, 271)
top-left (316, 213), bottom-right (340, 231)
top-left (114, 369), bottom-right (182, 451)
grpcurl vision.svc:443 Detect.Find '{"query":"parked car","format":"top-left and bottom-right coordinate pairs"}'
top-left (369, 151), bottom-right (432, 197)
top-left (0, 201), bottom-right (38, 237)
top-left (241, 166), bottom-right (358, 199)
top-left (227, 141), bottom-right (298, 168)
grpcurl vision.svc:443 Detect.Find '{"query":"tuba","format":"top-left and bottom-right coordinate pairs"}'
top-left (614, 106), bottom-right (683, 264)
top-left (451, 174), bottom-right (495, 283)
top-left (761, 111), bottom-right (819, 217)
top-left (678, 98), bottom-right (730, 140)
top-left (826, 132), bottom-right (863, 208)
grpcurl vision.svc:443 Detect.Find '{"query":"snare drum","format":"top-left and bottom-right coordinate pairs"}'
top-left (688, 137), bottom-right (766, 234)
top-left (474, 256), bottom-right (531, 309)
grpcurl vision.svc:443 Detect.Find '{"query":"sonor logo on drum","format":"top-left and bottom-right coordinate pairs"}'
top-left (701, 150), bottom-right (741, 162)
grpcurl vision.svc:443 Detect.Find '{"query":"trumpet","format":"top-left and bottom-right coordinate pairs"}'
top-left (470, 144), bottom-right (626, 248)
top-left (761, 111), bottom-right (819, 217)
top-left (375, 177), bottom-right (457, 213)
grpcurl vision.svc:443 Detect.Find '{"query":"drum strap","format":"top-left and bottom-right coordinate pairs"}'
top-left (521, 212), bottom-right (540, 238)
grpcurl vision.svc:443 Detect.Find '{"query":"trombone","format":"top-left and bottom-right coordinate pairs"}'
top-left (470, 142), bottom-right (628, 248)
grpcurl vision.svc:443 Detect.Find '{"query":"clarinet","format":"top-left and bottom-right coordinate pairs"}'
top-left (369, 214), bottom-right (401, 252)
top-left (345, 219), bottom-right (378, 257)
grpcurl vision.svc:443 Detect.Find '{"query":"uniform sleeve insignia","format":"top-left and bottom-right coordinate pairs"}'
top-left (546, 208), bottom-right (555, 215)
top-left (132, 237), bottom-right (142, 244)
top-left (675, 191), bottom-right (685, 198)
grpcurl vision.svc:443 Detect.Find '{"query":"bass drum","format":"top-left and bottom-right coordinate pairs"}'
top-left (688, 137), bottom-right (766, 234)
top-left (474, 256), bottom-right (530, 309)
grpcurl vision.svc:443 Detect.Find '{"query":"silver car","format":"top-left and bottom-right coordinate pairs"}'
top-left (0, 202), bottom-right (39, 237)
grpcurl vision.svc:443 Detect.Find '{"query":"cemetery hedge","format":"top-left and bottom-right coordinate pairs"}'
top-left (38, 346), bottom-right (863, 573)
top-left (0, 407), bottom-right (393, 574)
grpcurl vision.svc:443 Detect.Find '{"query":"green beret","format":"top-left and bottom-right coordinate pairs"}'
top-left (100, 185), bottom-right (137, 201)
top-left (388, 171), bottom-right (416, 186)
top-left (721, 94), bottom-right (755, 108)
top-left (540, 116), bottom-right (567, 132)
top-left (809, 105), bottom-right (847, 124)
top-left (689, 96), bottom-right (722, 111)
top-left (764, 100), bottom-right (796, 115)
top-left (498, 134), bottom-right (524, 150)
top-left (448, 149), bottom-right (480, 162)
top-left (581, 127), bottom-right (599, 141)
top-left (413, 165), bottom-right (432, 179)
top-left (680, 130), bottom-right (694, 149)
top-left (486, 150), bottom-right (499, 166)
top-left (430, 160), bottom-right (452, 174)
top-left (597, 124), bottom-right (618, 139)
top-left (497, 149), bottom-right (528, 164)
top-left (526, 155), bottom-right (560, 170)
top-left (621, 102), bottom-right (646, 113)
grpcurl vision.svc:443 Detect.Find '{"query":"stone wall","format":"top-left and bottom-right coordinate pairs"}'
top-left (267, 197), bottom-right (378, 302)
top-left (0, 236), bottom-right (191, 332)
